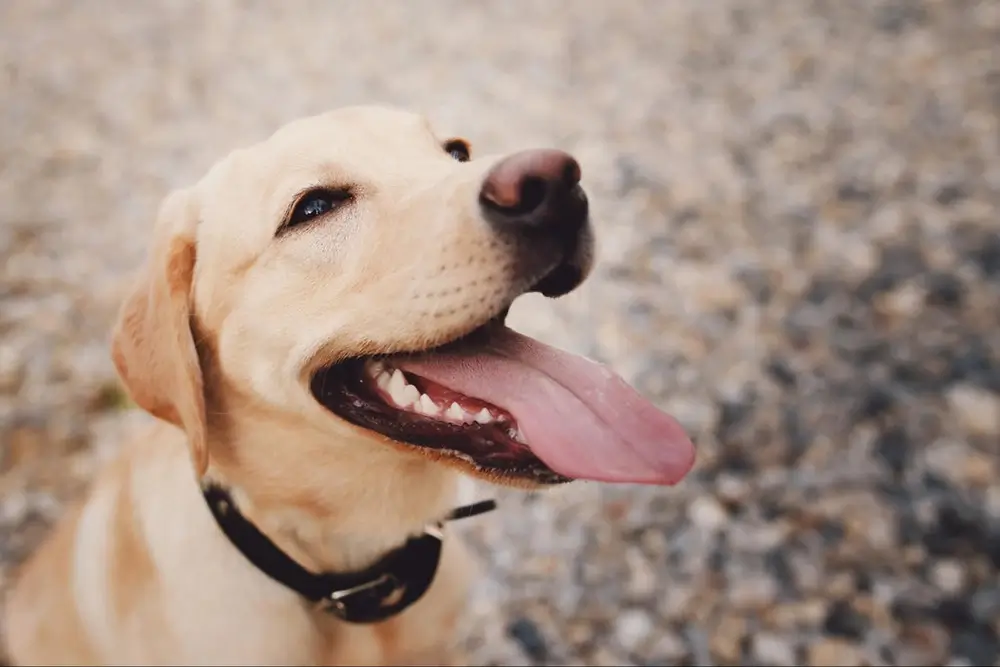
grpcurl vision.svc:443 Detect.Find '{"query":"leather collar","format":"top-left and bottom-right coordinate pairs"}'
top-left (202, 483), bottom-right (496, 624)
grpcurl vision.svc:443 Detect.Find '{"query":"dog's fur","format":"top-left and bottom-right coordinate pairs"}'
top-left (2, 106), bottom-right (594, 666)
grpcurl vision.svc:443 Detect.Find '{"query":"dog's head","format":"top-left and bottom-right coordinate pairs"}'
top-left (111, 106), bottom-right (693, 494)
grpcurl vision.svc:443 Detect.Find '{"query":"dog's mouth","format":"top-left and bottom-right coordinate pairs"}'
top-left (310, 310), bottom-right (568, 484)
top-left (309, 300), bottom-right (696, 487)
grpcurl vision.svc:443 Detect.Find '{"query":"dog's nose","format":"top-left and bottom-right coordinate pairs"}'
top-left (479, 149), bottom-right (586, 234)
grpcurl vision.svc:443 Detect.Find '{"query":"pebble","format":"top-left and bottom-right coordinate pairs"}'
top-left (929, 559), bottom-right (967, 595)
top-left (688, 497), bottom-right (729, 533)
top-left (648, 630), bottom-right (688, 663)
top-left (823, 600), bottom-right (870, 641)
top-left (752, 632), bottom-right (798, 666)
top-left (765, 599), bottom-right (829, 630)
top-left (807, 638), bottom-right (867, 667)
top-left (586, 646), bottom-right (631, 667)
top-left (986, 486), bottom-right (1000, 520)
top-left (715, 473), bottom-right (752, 505)
top-left (664, 397), bottom-right (719, 437)
top-left (506, 616), bottom-right (549, 663)
top-left (970, 586), bottom-right (1000, 624)
top-left (946, 384), bottom-right (1000, 437)
top-left (875, 283), bottom-right (925, 319)
top-left (729, 575), bottom-right (779, 611)
top-left (670, 261), bottom-right (747, 313)
top-left (710, 614), bottom-right (747, 664)
top-left (925, 439), bottom-right (997, 489)
top-left (614, 609), bottom-right (654, 652)
top-left (624, 547), bottom-right (657, 599)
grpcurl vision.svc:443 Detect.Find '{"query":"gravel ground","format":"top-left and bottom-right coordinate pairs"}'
top-left (2, 1), bottom-right (999, 665)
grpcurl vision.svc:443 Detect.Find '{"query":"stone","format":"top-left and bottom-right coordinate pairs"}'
top-left (670, 261), bottom-right (746, 313)
top-left (874, 426), bottom-right (911, 476)
top-left (874, 283), bottom-right (925, 319)
top-left (586, 646), bottom-right (630, 667)
top-left (807, 638), bottom-right (867, 667)
top-left (637, 527), bottom-right (668, 558)
top-left (765, 599), bottom-right (829, 631)
top-left (614, 610), bottom-right (654, 652)
top-left (929, 559), bottom-right (967, 596)
top-left (656, 582), bottom-right (697, 620)
top-left (854, 384), bottom-right (896, 420)
top-left (950, 630), bottom-right (1000, 666)
top-left (664, 397), bottom-right (718, 438)
top-left (970, 586), bottom-right (1000, 625)
top-left (624, 547), bottom-right (657, 599)
top-left (506, 617), bottom-right (549, 663)
top-left (648, 630), bottom-right (688, 663)
top-left (715, 473), bottom-right (751, 505)
top-left (841, 496), bottom-right (897, 552)
top-left (986, 486), bottom-right (1000, 521)
top-left (710, 614), bottom-right (746, 664)
top-left (751, 632), bottom-right (797, 666)
top-left (946, 385), bottom-right (1000, 437)
top-left (729, 574), bottom-right (779, 611)
top-left (823, 600), bottom-right (870, 640)
top-left (897, 621), bottom-right (950, 664)
top-left (969, 230), bottom-right (1000, 278)
top-left (1, 424), bottom-right (48, 474)
top-left (925, 439), bottom-right (997, 489)
top-left (730, 522), bottom-right (789, 552)
top-left (688, 496), bottom-right (729, 533)
top-left (924, 271), bottom-right (965, 307)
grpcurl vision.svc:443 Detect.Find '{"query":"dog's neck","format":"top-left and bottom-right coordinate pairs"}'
top-left (201, 404), bottom-right (464, 575)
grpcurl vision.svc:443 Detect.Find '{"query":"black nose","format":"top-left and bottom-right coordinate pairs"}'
top-left (479, 149), bottom-right (588, 236)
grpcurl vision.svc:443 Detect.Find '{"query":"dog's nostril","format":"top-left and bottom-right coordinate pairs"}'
top-left (479, 176), bottom-right (549, 219)
top-left (516, 177), bottom-right (548, 217)
top-left (561, 160), bottom-right (581, 188)
top-left (480, 176), bottom-right (550, 221)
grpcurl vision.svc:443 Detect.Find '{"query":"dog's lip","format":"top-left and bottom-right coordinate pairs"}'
top-left (300, 235), bottom-right (586, 381)
top-left (301, 306), bottom-right (509, 385)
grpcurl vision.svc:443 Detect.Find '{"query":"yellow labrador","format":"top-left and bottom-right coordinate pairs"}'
top-left (2, 106), bottom-right (695, 666)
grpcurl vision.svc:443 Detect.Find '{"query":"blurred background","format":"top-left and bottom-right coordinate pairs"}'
top-left (1, 1), bottom-right (998, 665)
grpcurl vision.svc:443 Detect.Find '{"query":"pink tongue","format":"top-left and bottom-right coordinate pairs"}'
top-left (397, 328), bottom-right (695, 485)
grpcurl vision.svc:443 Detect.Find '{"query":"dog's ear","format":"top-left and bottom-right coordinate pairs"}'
top-left (111, 188), bottom-right (209, 476)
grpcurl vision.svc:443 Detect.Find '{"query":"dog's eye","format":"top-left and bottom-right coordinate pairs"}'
top-left (444, 140), bottom-right (470, 163)
top-left (285, 188), bottom-right (352, 229)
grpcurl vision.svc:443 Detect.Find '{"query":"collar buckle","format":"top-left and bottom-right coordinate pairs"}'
top-left (317, 572), bottom-right (399, 616)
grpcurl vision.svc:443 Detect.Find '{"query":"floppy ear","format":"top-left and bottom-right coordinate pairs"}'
top-left (111, 188), bottom-right (209, 476)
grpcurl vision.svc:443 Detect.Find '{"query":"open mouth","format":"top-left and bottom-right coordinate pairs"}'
top-left (310, 311), bottom-right (571, 484)
top-left (309, 301), bottom-right (697, 487)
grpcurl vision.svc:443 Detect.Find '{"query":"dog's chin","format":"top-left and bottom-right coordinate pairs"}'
top-left (308, 261), bottom-right (587, 488)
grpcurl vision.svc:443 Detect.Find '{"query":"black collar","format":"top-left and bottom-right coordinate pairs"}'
top-left (202, 483), bottom-right (496, 624)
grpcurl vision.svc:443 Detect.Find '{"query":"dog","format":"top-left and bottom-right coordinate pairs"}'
top-left (2, 106), bottom-right (696, 666)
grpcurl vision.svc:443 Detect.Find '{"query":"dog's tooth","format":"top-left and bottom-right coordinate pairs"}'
top-left (474, 408), bottom-right (493, 424)
top-left (388, 370), bottom-right (411, 406)
top-left (446, 402), bottom-right (465, 421)
top-left (514, 427), bottom-right (527, 444)
top-left (506, 426), bottom-right (519, 440)
top-left (401, 384), bottom-right (420, 407)
top-left (388, 368), bottom-right (407, 392)
top-left (417, 393), bottom-right (439, 415)
top-left (376, 370), bottom-right (392, 391)
top-left (368, 360), bottom-right (385, 377)
top-left (389, 385), bottom-right (410, 408)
